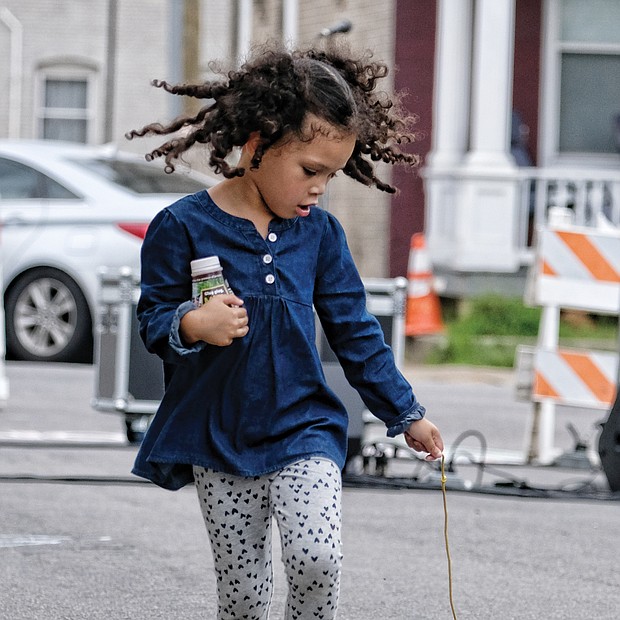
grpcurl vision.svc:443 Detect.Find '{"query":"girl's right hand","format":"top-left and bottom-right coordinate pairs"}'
top-left (404, 418), bottom-right (444, 461)
top-left (180, 294), bottom-right (249, 346)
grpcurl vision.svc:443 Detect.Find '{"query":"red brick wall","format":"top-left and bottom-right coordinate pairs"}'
top-left (390, 0), bottom-right (437, 277)
top-left (513, 0), bottom-right (542, 165)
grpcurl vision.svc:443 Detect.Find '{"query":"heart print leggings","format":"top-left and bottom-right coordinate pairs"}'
top-left (194, 457), bottom-right (343, 620)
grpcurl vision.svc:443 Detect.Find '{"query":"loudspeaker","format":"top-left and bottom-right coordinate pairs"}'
top-left (598, 387), bottom-right (620, 492)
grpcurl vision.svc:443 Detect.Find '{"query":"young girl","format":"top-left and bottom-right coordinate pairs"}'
top-left (127, 44), bottom-right (443, 620)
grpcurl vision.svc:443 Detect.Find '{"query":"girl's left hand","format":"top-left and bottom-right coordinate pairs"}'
top-left (404, 418), bottom-right (444, 461)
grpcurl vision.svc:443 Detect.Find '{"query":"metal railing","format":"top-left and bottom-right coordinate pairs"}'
top-left (516, 167), bottom-right (620, 261)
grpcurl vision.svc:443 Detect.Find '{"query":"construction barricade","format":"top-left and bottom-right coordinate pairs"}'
top-left (518, 215), bottom-right (620, 464)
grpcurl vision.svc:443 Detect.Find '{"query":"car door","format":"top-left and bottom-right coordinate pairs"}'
top-left (0, 156), bottom-right (82, 278)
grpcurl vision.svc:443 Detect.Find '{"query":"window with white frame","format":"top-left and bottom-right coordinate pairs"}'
top-left (36, 65), bottom-right (96, 143)
top-left (555, 0), bottom-right (620, 156)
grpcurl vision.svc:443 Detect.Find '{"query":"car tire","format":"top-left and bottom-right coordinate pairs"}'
top-left (5, 268), bottom-right (93, 363)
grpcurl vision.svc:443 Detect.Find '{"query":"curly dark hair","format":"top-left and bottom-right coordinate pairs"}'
top-left (126, 43), bottom-right (420, 193)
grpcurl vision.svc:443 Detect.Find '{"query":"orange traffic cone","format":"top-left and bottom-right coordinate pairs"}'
top-left (405, 233), bottom-right (444, 337)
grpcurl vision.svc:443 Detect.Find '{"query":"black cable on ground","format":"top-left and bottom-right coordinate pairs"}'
top-left (1, 471), bottom-right (617, 500)
top-left (0, 474), bottom-right (151, 486)
top-left (345, 426), bottom-right (619, 501)
top-left (342, 472), bottom-right (619, 501)
top-left (446, 429), bottom-right (488, 488)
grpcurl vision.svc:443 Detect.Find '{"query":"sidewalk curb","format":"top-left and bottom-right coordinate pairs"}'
top-left (402, 363), bottom-right (515, 386)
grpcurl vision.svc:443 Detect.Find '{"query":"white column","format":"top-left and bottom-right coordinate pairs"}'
top-left (426, 0), bottom-right (473, 169)
top-left (237, 0), bottom-right (253, 64)
top-left (282, 0), bottom-right (298, 48)
top-left (424, 0), bottom-right (473, 274)
top-left (443, 0), bottom-right (520, 272)
top-left (465, 0), bottom-right (516, 170)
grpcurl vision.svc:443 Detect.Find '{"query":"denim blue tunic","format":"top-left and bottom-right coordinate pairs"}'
top-left (132, 190), bottom-right (426, 490)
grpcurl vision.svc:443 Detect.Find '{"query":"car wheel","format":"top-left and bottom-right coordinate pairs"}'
top-left (5, 268), bottom-right (93, 363)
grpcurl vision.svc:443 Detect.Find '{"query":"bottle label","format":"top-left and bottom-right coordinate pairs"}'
top-left (192, 272), bottom-right (232, 306)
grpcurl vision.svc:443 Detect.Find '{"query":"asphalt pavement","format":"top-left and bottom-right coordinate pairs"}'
top-left (0, 360), bottom-right (618, 619)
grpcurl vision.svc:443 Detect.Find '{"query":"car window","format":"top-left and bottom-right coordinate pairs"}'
top-left (75, 158), bottom-right (208, 194)
top-left (0, 157), bottom-right (78, 200)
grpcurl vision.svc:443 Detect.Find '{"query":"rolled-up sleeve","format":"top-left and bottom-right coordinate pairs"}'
top-left (168, 300), bottom-right (207, 356)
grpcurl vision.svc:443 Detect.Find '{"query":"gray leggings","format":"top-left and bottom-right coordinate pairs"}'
top-left (193, 458), bottom-right (342, 620)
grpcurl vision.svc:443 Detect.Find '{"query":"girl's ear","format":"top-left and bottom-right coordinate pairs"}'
top-left (243, 132), bottom-right (262, 157)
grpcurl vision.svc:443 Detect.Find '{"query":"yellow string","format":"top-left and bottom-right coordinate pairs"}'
top-left (441, 454), bottom-right (458, 620)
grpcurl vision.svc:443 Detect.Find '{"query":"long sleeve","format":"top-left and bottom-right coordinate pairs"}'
top-left (313, 214), bottom-right (425, 436)
top-left (137, 206), bottom-right (205, 364)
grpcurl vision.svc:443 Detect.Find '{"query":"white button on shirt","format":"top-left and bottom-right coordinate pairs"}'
top-left (263, 254), bottom-right (273, 264)
top-left (265, 274), bottom-right (275, 285)
top-left (267, 232), bottom-right (277, 242)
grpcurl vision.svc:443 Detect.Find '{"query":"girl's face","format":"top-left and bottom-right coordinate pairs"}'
top-left (247, 115), bottom-right (356, 220)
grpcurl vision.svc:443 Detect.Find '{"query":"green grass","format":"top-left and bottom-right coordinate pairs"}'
top-left (425, 294), bottom-right (618, 367)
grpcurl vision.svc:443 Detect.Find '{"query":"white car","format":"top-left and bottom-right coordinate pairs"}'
top-left (0, 139), bottom-right (216, 363)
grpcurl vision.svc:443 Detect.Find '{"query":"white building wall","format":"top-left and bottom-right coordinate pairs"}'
top-left (0, 0), bottom-right (172, 150)
top-left (0, 1), bottom-right (108, 140)
top-left (113, 1), bottom-right (170, 153)
top-left (201, 0), bottom-right (234, 72)
top-left (0, 10), bottom-right (16, 137)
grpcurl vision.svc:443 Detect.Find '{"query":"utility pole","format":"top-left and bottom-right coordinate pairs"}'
top-left (183, 0), bottom-right (201, 116)
top-left (104, 0), bottom-right (118, 143)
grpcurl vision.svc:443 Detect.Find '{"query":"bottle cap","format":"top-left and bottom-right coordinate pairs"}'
top-left (191, 256), bottom-right (222, 276)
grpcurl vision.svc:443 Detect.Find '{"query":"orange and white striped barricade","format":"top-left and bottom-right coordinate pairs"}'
top-left (529, 225), bottom-right (620, 314)
top-left (523, 223), bottom-right (620, 464)
top-left (533, 348), bottom-right (618, 410)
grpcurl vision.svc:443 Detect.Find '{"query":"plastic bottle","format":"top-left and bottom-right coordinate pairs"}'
top-left (191, 256), bottom-right (233, 306)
